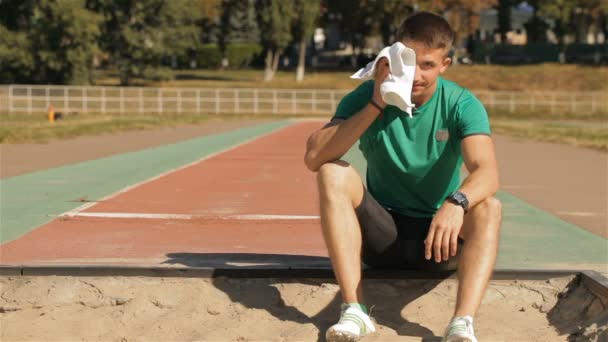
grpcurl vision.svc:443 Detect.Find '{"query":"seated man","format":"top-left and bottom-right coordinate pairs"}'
top-left (304, 11), bottom-right (502, 342)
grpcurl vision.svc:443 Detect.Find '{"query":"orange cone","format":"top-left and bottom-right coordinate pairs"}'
top-left (48, 104), bottom-right (55, 123)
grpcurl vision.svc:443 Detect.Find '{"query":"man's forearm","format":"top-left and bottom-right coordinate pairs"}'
top-left (457, 167), bottom-right (500, 208)
top-left (304, 103), bottom-right (381, 171)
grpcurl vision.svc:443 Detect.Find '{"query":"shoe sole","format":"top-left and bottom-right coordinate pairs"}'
top-left (444, 337), bottom-right (477, 342)
top-left (326, 329), bottom-right (362, 342)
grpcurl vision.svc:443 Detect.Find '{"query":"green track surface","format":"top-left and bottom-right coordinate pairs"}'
top-left (0, 121), bottom-right (290, 243)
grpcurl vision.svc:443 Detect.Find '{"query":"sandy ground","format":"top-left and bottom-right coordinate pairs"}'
top-left (1, 275), bottom-right (606, 341)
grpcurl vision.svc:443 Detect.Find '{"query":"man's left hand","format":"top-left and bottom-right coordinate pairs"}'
top-left (424, 202), bottom-right (465, 262)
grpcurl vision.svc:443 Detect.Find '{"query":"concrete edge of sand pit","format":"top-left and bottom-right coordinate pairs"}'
top-left (581, 270), bottom-right (608, 301)
top-left (0, 264), bottom-right (601, 282)
top-left (3, 265), bottom-right (607, 303)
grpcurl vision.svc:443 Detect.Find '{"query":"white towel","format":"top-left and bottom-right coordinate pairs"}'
top-left (350, 42), bottom-right (416, 117)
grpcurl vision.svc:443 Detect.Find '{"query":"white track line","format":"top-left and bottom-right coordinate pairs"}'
top-left (61, 123), bottom-right (294, 217)
top-left (60, 212), bottom-right (320, 220)
top-left (556, 211), bottom-right (605, 217)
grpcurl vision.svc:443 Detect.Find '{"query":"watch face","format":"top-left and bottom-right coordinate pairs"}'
top-left (451, 191), bottom-right (469, 209)
top-left (454, 192), bottom-right (465, 203)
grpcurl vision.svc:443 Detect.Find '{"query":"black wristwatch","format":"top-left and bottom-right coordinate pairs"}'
top-left (446, 191), bottom-right (469, 213)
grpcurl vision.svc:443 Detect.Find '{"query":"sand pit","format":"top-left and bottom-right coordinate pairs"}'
top-left (1, 274), bottom-right (606, 341)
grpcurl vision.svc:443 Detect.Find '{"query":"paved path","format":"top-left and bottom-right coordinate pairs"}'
top-left (494, 135), bottom-right (606, 238)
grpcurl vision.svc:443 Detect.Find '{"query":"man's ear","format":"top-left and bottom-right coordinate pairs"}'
top-left (439, 56), bottom-right (452, 74)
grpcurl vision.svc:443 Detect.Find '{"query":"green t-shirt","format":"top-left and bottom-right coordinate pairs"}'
top-left (333, 77), bottom-right (491, 217)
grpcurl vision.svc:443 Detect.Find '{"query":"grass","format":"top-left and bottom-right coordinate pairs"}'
top-left (2, 110), bottom-right (606, 151)
top-left (0, 112), bottom-right (271, 144)
top-left (443, 63), bottom-right (608, 92)
top-left (491, 118), bottom-right (608, 151)
top-left (486, 107), bottom-right (607, 150)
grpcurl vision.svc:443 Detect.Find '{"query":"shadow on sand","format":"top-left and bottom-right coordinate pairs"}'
top-left (165, 252), bottom-right (453, 341)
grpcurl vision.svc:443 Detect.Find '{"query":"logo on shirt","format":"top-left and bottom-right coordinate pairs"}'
top-left (435, 129), bottom-right (449, 141)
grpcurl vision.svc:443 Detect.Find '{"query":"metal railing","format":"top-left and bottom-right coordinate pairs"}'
top-left (473, 90), bottom-right (606, 114)
top-left (0, 84), bottom-right (605, 115)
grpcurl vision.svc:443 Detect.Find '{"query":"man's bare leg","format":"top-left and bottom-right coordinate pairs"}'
top-left (317, 161), bottom-right (366, 304)
top-left (454, 197), bottom-right (502, 317)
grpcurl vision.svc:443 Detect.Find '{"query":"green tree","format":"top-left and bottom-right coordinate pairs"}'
top-left (293, 0), bottom-right (320, 82)
top-left (0, 25), bottom-right (33, 83)
top-left (322, 0), bottom-right (369, 52)
top-left (523, 9), bottom-right (550, 43)
top-left (540, 0), bottom-right (607, 62)
top-left (573, 0), bottom-right (606, 43)
top-left (380, 0), bottom-right (417, 45)
top-left (200, 0), bottom-right (222, 43)
top-left (31, 0), bottom-right (102, 84)
top-left (323, 0), bottom-right (494, 64)
top-left (256, 0), bottom-right (295, 81)
top-left (536, 0), bottom-right (606, 45)
top-left (536, 0), bottom-right (577, 45)
top-left (0, 0), bottom-right (37, 31)
top-left (321, 0), bottom-right (407, 67)
top-left (327, 0), bottom-right (417, 47)
top-left (89, 0), bottom-right (201, 85)
top-left (0, 0), bottom-right (101, 85)
top-left (219, 0), bottom-right (259, 67)
top-left (430, 0), bottom-right (497, 62)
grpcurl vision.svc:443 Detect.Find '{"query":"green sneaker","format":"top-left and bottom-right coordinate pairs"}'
top-left (326, 303), bottom-right (376, 342)
top-left (442, 316), bottom-right (478, 342)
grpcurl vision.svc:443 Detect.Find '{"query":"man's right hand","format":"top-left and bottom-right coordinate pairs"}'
top-left (372, 57), bottom-right (390, 107)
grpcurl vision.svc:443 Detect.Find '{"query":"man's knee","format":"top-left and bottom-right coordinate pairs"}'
top-left (483, 196), bottom-right (502, 221)
top-left (317, 161), bottom-right (361, 203)
top-left (465, 196), bottom-right (502, 238)
top-left (317, 161), bottom-right (350, 188)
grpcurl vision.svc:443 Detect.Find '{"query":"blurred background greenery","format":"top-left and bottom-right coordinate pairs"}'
top-left (1, 0), bottom-right (607, 86)
top-left (0, 0), bottom-right (606, 150)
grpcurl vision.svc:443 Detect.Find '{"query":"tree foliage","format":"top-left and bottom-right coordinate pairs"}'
top-left (431, 0), bottom-right (497, 46)
top-left (31, 0), bottom-right (102, 84)
top-left (200, 0), bottom-right (222, 43)
top-left (293, 0), bottom-right (321, 81)
top-left (534, 0), bottom-right (578, 44)
top-left (0, 25), bottom-right (33, 83)
top-left (379, 0), bottom-right (417, 45)
top-left (0, 0), bottom-right (101, 85)
top-left (538, 0), bottom-right (607, 43)
top-left (256, 0), bottom-right (295, 81)
top-left (1, 0), bottom-right (605, 85)
top-left (219, 0), bottom-right (259, 53)
top-left (89, 0), bottom-right (201, 85)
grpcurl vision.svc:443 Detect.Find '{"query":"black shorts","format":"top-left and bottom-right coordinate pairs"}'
top-left (356, 189), bottom-right (463, 271)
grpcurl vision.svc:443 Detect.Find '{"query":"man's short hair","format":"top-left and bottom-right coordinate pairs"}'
top-left (396, 11), bottom-right (454, 52)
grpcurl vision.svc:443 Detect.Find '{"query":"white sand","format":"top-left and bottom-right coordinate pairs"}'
top-left (1, 275), bottom-right (606, 341)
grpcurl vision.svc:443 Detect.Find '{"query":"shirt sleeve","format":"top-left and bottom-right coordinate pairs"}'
top-left (333, 80), bottom-right (374, 120)
top-left (456, 91), bottom-right (491, 139)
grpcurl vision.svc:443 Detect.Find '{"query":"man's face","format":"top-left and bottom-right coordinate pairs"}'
top-left (404, 40), bottom-right (451, 102)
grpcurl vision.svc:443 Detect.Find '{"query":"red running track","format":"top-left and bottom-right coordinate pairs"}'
top-left (0, 122), bottom-right (330, 266)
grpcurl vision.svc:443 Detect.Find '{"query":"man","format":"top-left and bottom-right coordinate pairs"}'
top-left (304, 12), bottom-right (501, 342)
